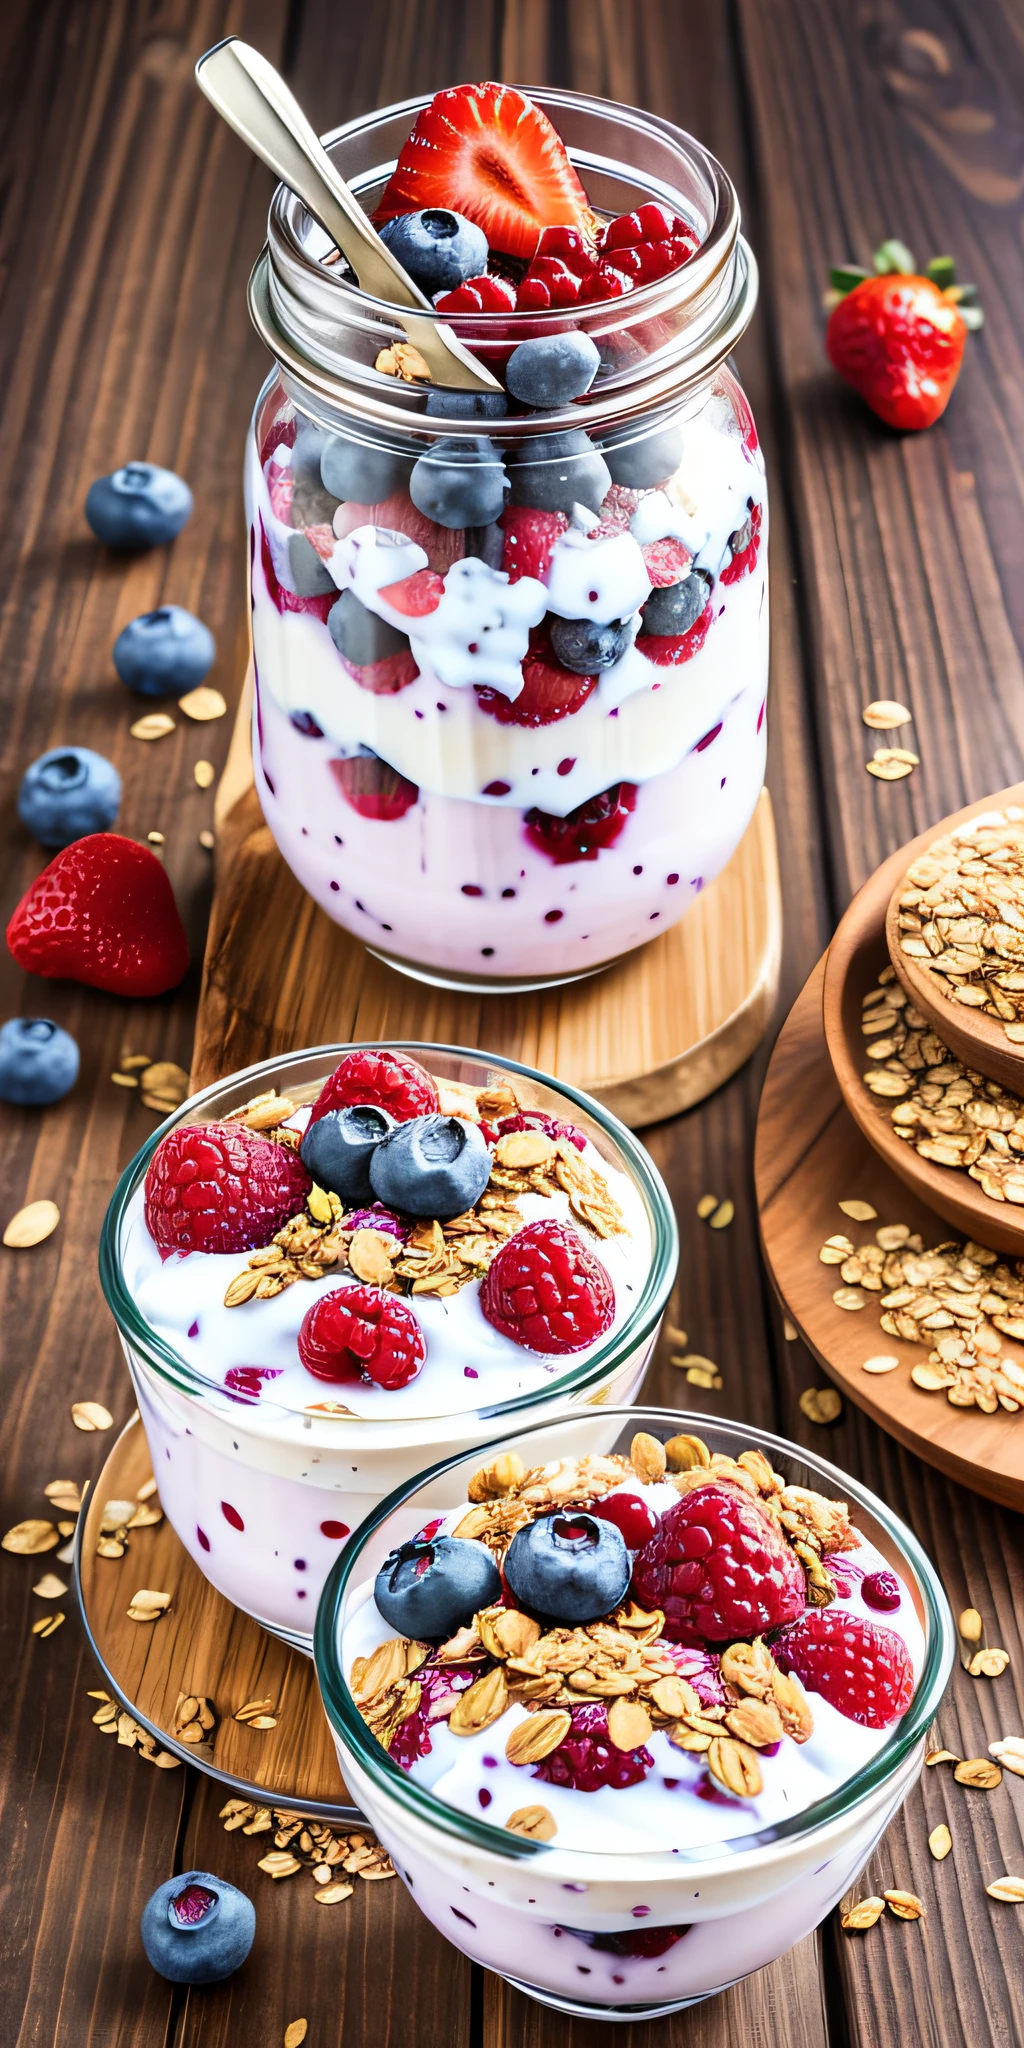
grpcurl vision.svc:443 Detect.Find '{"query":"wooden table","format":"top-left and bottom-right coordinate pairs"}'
top-left (1, 3), bottom-right (1022, 2043)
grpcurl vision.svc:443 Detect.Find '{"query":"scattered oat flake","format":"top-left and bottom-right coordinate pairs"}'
top-left (314, 1881), bottom-right (353, 1904)
top-left (131, 712), bottom-right (175, 740)
top-left (954, 1757), bottom-right (1001, 1788)
top-left (884, 1889), bottom-right (924, 1919)
top-left (696, 1193), bottom-right (718, 1219)
top-left (799, 1387), bottom-right (842, 1424)
top-left (4, 1200), bottom-right (60, 1248)
top-left (179, 685), bottom-right (227, 721)
top-left (986, 1876), bottom-right (1024, 1902)
top-left (667, 1324), bottom-right (688, 1345)
top-left (833, 1287), bottom-right (866, 1310)
top-left (32, 1573), bottom-right (67, 1598)
top-left (32, 1611), bottom-right (65, 1637)
top-left (867, 751), bottom-right (917, 780)
top-left (72, 1402), bottom-right (113, 1432)
top-left (929, 1823), bottom-right (952, 1860)
top-left (969, 1647), bottom-right (1011, 1676)
top-left (709, 1199), bottom-right (734, 1230)
top-left (958, 1607), bottom-right (983, 1642)
top-left (783, 1317), bottom-right (797, 1341)
top-left (819, 1235), bottom-right (854, 1265)
top-left (839, 1198), bottom-right (878, 1221)
top-left (841, 1895), bottom-right (885, 1930)
top-left (284, 2023), bottom-right (309, 2048)
top-left (194, 759), bottom-right (215, 789)
top-left (926, 1748), bottom-right (960, 1766)
top-left (862, 1354), bottom-right (899, 1375)
top-left (863, 700), bottom-right (912, 730)
top-left (111, 1070), bottom-right (139, 1088)
top-left (3, 1520), bottom-right (58, 1555)
top-left (990, 1737), bottom-right (1024, 1776)
top-left (199, 828), bottom-right (215, 850)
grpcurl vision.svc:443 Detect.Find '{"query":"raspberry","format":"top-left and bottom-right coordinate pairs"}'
top-left (499, 508), bottom-right (569, 585)
top-left (328, 753), bottom-right (419, 820)
top-left (298, 1284), bottom-right (426, 1390)
top-left (343, 1204), bottom-right (411, 1242)
top-left (476, 625), bottom-right (595, 727)
top-left (532, 1702), bottom-right (653, 1791)
top-left (496, 1110), bottom-right (586, 1153)
top-left (144, 1122), bottom-right (311, 1256)
top-left (434, 274), bottom-right (516, 312)
top-left (308, 1048), bottom-right (439, 1126)
top-left (390, 1661), bottom-right (481, 1767)
top-left (558, 1924), bottom-right (690, 1959)
top-left (588, 1492), bottom-right (658, 1549)
top-left (525, 782), bottom-right (637, 864)
top-left (861, 1569), bottom-right (901, 1613)
top-left (641, 537), bottom-right (692, 587)
top-left (635, 603), bottom-right (713, 667)
top-left (774, 1608), bottom-right (914, 1730)
top-left (480, 1219), bottom-right (614, 1354)
top-left (631, 1483), bottom-right (806, 1646)
top-left (224, 1366), bottom-right (283, 1403)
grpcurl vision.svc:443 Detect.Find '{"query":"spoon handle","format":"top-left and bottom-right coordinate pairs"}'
top-left (196, 39), bottom-right (503, 392)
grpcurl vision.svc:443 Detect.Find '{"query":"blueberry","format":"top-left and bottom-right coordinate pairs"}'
top-left (328, 589), bottom-right (411, 666)
top-left (85, 462), bottom-right (192, 549)
top-left (320, 435), bottom-right (413, 503)
top-left (509, 431), bottom-right (610, 516)
top-left (379, 209), bottom-right (489, 297)
top-left (503, 1511), bottom-right (630, 1624)
top-left (410, 437), bottom-right (509, 530)
top-left (549, 616), bottom-right (632, 673)
top-left (300, 1103), bottom-right (395, 1202)
top-left (0, 1019), bottom-right (79, 1106)
top-left (287, 531), bottom-right (336, 596)
top-left (374, 1534), bottom-right (501, 1639)
top-left (17, 746), bottom-right (121, 846)
top-left (113, 606), bottom-right (215, 697)
top-left (506, 333), bottom-right (600, 409)
top-left (291, 421), bottom-right (342, 525)
top-left (641, 570), bottom-right (712, 638)
top-left (603, 425), bottom-right (683, 489)
top-left (369, 1114), bottom-right (491, 1219)
top-left (425, 390), bottom-right (508, 420)
top-left (140, 1871), bottom-right (255, 1985)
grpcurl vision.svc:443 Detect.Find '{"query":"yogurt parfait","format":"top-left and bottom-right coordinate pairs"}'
top-left (100, 1046), bottom-right (675, 1648)
top-left (315, 1409), bottom-right (952, 2018)
top-left (244, 82), bottom-right (765, 987)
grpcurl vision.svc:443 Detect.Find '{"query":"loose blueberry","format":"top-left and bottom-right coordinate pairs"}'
top-left (320, 435), bottom-right (414, 502)
top-left (328, 589), bottom-right (411, 665)
top-left (410, 436), bottom-right (509, 529)
top-left (425, 390), bottom-right (508, 420)
top-left (641, 570), bottom-right (712, 638)
top-left (603, 425), bottom-right (684, 489)
top-left (17, 746), bottom-right (122, 847)
top-left (506, 333), bottom-right (601, 408)
top-left (369, 1113), bottom-right (491, 1219)
top-left (0, 1018), bottom-right (79, 1106)
top-left (85, 462), bottom-right (193, 549)
top-left (299, 1103), bottom-right (396, 1202)
top-left (509, 431), bottom-right (610, 516)
top-left (549, 616), bottom-right (632, 673)
top-left (287, 530), bottom-right (336, 596)
top-left (504, 1511), bottom-right (630, 1624)
top-left (112, 606), bottom-right (216, 697)
top-left (374, 1534), bottom-right (501, 1639)
top-left (140, 1870), bottom-right (255, 1984)
top-left (380, 209), bottom-right (489, 297)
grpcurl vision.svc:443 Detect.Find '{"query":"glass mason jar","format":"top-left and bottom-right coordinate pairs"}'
top-left (99, 1045), bottom-right (676, 1651)
top-left (315, 1408), bottom-right (953, 2020)
top-left (244, 89), bottom-right (766, 991)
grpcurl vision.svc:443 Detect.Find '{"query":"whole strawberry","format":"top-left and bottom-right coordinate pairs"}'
top-left (631, 1480), bottom-right (806, 1645)
top-left (825, 241), bottom-right (980, 432)
top-left (7, 834), bottom-right (188, 997)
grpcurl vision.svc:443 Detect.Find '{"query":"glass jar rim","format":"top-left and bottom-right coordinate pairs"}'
top-left (99, 1042), bottom-right (678, 1428)
top-left (255, 85), bottom-right (758, 440)
top-left (314, 1405), bottom-right (954, 1867)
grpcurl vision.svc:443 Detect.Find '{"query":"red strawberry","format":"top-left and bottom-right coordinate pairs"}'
top-left (825, 245), bottom-right (974, 431)
top-left (631, 1482), bottom-right (806, 1645)
top-left (298, 1284), bottom-right (426, 1390)
top-left (379, 569), bottom-right (446, 616)
top-left (309, 1048), bottom-right (439, 1126)
top-left (641, 537), bottom-right (692, 587)
top-left (635, 603), bottom-right (713, 667)
top-left (328, 753), bottom-right (419, 820)
top-left (524, 782), bottom-right (637, 863)
top-left (338, 648), bottom-right (420, 694)
top-left (374, 83), bottom-right (594, 262)
top-left (7, 835), bottom-right (189, 998)
top-left (774, 1608), bottom-right (914, 1729)
top-left (499, 507), bottom-right (568, 585)
top-left (144, 1121), bottom-right (310, 1255)
top-left (475, 624), bottom-right (594, 727)
top-left (719, 501), bottom-right (762, 585)
top-left (480, 1218), bottom-right (614, 1353)
top-left (434, 274), bottom-right (517, 313)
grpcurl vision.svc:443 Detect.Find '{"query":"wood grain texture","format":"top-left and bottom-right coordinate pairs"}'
top-left (824, 788), bottom-right (1024, 1256)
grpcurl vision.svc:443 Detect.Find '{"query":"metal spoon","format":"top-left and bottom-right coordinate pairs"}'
top-left (195, 38), bottom-right (503, 393)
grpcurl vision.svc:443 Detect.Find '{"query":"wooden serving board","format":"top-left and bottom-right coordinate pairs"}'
top-left (754, 956), bottom-right (1024, 1514)
top-left (192, 672), bottom-right (781, 1125)
top-left (75, 1418), bottom-right (357, 1820)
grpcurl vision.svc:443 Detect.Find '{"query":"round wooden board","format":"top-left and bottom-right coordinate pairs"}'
top-left (754, 955), bottom-right (1024, 1514)
top-left (75, 1416), bottom-right (360, 1820)
top-left (882, 782), bottom-right (1024, 1097)
top-left (191, 668), bottom-right (782, 1128)
top-left (823, 830), bottom-right (1024, 1257)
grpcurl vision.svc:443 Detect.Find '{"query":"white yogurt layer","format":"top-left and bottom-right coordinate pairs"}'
top-left (342, 1491), bottom-right (924, 1856)
top-left (122, 1120), bottom-right (652, 1424)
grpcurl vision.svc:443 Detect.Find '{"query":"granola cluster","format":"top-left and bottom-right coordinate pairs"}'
top-left (347, 1432), bottom-right (865, 1828)
top-left (220, 1081), bottom-right (624, 1311)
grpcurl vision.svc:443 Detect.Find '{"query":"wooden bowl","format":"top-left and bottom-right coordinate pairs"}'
top-left (824, 830), bottom-right (1024, 1259)
top-left (883, 787), bottom-right (1024, 1097)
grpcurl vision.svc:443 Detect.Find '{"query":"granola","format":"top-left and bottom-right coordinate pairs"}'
top-left (894, 809), bottom-right (1024, 1041)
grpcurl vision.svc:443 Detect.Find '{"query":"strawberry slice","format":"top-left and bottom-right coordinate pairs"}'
top-left (374, 83), bottom-right (594, 262)
top-left (379, 568), bottom-right (446, 616)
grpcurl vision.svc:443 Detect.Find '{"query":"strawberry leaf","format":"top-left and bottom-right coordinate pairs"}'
top-left (829, 265), bottom-right (870, 295)
top-left (873, 238), bottom-right (916, 275)
top-left (925, 254), bottom-right (957, 290)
